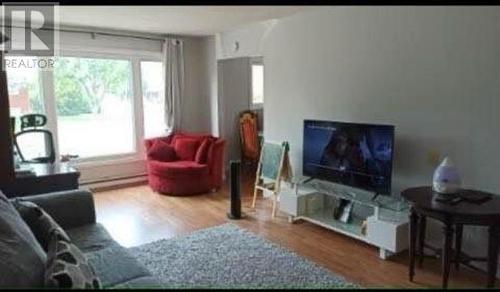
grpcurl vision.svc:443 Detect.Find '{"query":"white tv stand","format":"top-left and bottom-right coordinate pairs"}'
top-left (279, 177), bottom-right (409, 259)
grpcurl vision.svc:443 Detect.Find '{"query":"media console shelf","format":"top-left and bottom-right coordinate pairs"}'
top-left (279, 177), bottom-right (409, 259)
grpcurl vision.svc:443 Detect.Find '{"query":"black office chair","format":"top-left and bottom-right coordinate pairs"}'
top-left (14, 114), bottom-right (56, 164)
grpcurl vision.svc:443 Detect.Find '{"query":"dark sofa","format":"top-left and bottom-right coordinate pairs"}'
top-left (1, 189), bottom-right (161, 288)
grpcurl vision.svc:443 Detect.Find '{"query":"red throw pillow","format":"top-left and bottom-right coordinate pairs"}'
top-left (195, 138), bottom-right (212, 164)
top-left (174, 138), bottom-right (200, 161)
top-left (147, 139), bottom-right (177, 162)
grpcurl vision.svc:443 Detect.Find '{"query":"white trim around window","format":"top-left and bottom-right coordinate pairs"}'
top-left (249, 56), bottom-right (264, 110)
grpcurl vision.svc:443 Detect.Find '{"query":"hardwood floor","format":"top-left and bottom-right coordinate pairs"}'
top-left (93, 174), bottom-right (494, 289)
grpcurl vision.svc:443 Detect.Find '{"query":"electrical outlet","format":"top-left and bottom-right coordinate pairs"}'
top-left (427, 150), bottom-right (441, 166)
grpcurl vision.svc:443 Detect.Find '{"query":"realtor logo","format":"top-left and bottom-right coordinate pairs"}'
top-left (1, 2), bottom-right (59, 57)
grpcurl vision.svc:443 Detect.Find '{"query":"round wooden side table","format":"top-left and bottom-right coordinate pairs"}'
top-left (402, 186), bottom-right (500, 288)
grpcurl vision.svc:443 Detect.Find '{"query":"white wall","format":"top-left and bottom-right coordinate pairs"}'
top-left (201, 36), bottom-right (219, 136)
top-left (262, 6), bottom-right (500, 193)
top-left (59, 30), bottom-right (163, 55)
top-left (217, 6), bottom-right (500, 273)
top-left (217, 57), bottom-right (252, 167)
top-left (216, 20), bottom-right (277, 60)
top-left (181, 36), bottom-right (213, 134)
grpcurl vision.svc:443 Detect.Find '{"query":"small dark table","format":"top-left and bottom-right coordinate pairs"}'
top-left (3, 162), bottom-right (80, 197)
top-left (402, 186), bottom-right (500, 288)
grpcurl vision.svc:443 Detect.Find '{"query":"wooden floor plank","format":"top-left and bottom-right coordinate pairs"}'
top-left (93, 175), bottom-right (495, 288)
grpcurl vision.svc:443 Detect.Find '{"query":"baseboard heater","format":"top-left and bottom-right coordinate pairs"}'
top-left (80, 173), bottom-right (148, 189)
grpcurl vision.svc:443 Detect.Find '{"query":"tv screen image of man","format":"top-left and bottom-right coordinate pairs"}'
top-left (303, 120), bottom-right (394, 195)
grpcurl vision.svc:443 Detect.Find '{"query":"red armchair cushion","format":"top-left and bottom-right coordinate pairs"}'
top-left (147, 139), bottom-right (177, 162)
top-left (173, 137), bottom-right (200, 161)
top-left (195, 138), bottom-right (212, 164)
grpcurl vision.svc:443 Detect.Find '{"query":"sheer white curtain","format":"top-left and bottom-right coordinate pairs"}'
top-left (162, 38), bottom-right (184, 134)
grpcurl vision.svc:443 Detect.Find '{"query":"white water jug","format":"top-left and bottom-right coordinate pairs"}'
top-left (432, 157), bottom-right (461, 194)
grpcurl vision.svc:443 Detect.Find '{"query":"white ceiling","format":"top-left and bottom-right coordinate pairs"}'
top-left (56, 6), bottom-right (310, 36)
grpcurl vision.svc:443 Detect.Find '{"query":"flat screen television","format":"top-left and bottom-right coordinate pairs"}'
top-left (303, 119), bottom-right (395, 196)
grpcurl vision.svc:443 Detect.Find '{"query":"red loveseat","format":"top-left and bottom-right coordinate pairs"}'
top-left (144, 132), bottom-right (225, 195)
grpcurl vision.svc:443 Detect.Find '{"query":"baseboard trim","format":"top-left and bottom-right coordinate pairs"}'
top-left (81, 174), bottom-right (148, 192)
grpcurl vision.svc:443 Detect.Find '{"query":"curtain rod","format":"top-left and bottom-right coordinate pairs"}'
top-left (1, 24), bottom-right (168, 42)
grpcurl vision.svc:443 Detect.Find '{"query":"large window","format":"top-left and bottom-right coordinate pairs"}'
top-left (54, 57), bottom-right (135, 159)
top-left (140, 61), bottom-right (164, 138)
top-left (5, 53), bottom-right (163, 163)
top-left (251, 62), bottom-right (264, 107)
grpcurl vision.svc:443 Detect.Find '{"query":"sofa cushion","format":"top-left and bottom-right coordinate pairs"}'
top-left (0, 191), bottom-right (46, 288)
top-left (173, 137), bottom-right (200, 161)
top-left (45, 230), bottom-right (101, 289)
top-left (66, 223), bottom-right (116, 253)
top-left (12, 199), bottom-right (71, 251)
top-left (84, 245), bottom-right (152, 288)
top-left (195, 138), bottom-right (212, 164)
top-left (148, 160), bottom-right (209, 178)
top-left (147, 139), bottom-right (177, 162)
top-left (22, 190), bottom-right (96, 230)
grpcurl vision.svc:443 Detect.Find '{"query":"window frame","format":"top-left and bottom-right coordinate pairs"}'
top-left (53, 52), bottom-right (139, 163)
top-left (5, 48), bottom-right (163, 167)
top-left (249, 57), bottom-right (264, 110)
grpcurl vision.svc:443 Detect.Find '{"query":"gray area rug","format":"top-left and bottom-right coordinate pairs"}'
top-left (129, 223), bottom-right (359, 289)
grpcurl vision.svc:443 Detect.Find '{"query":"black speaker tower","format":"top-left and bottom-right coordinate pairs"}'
top-left (227, 160), bottom-right (242, 219)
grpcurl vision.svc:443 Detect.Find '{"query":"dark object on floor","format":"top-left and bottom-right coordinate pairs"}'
top-left (402, 186), bottom-right (500, 289)
top-left (0, 189), bottom-right (161, 288)
top-left (228, 160), bottom-right (242, 220)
